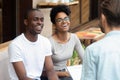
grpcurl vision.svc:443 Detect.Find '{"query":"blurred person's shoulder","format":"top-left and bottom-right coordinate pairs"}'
top-left (85, 37), bottom-right (107, 53)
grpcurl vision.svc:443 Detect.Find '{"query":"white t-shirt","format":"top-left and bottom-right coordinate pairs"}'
top-left (8, 33), bottom-right (52, 80)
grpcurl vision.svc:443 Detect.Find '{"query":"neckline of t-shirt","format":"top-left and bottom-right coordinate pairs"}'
top-left (22, 33), bottom-right (39, 45)
top-left (51, 33), bottom-right (73, 45)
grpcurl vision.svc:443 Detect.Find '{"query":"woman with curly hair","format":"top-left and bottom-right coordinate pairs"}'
top-left (41, 4), bottom-right (84, 80)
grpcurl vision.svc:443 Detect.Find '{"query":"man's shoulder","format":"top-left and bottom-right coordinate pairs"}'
top-left (11, 34), bottom-right (22, 42)
top-left (9, 34), bottom-right (24, 46)
top-left (87, 38), bottom-right (106, 50)
top-left (38, 35), bottom-right (51, 45)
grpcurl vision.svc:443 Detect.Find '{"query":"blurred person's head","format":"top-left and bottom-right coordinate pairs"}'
top-left (99, 0), bottom-right (120, 33)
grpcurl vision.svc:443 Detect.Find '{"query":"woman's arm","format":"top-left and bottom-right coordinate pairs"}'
top-left (74, 34), bottom-right (85, 62)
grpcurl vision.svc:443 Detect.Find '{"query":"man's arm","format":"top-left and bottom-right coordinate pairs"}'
top-left (81, 47), bottom-right (96, 80)
top-left (44, 56), bottom-right (59, 80)
top-left (12, 61), bottom-right (33, 80)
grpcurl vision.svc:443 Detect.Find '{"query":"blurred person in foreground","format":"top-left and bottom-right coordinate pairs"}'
top-left (41, 4), bottom-right (84, 80)
top-left (8, 8), bottom-right (59, 80)
top-left (81, 0), bottom-right (120, 80)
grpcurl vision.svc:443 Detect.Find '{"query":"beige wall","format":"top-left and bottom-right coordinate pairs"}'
top-left (33, 0), bottom-right (41, 8)
top-left (33, 0), bottom-right (47, 8)
top-left (40, 8), bottom-right (52, 38)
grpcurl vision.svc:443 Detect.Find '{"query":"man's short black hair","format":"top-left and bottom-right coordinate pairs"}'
top-left (24, 8), bottom-right (41, 19)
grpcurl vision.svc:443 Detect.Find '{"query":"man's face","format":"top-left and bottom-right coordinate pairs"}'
top-left (25, 10), bottom-right (44, 35)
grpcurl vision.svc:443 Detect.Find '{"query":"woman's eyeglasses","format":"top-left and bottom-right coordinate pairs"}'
top-left (55, 17), bottom-right (70, 23)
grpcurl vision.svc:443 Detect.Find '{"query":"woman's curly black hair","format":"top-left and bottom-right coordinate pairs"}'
top-left (50, 4), bottom-right (71, 24)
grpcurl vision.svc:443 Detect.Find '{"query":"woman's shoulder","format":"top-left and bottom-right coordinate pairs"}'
top-left (70, 33), bottom-right (78, 38)
top-left (48, 36), bottom-right (55, 44)
top-left (48, 35), bottom-right (54, 41)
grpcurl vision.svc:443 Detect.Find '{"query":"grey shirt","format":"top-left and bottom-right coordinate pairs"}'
top-left (49, 33), bottom-right (84, 70)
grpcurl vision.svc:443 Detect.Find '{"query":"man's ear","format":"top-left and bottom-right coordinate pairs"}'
top-left (101, 13), bottom-right (110, 33)
top-left (24, 19), bottom-right (28, 26)
top-left (101, 13), bottom-right (106, 26)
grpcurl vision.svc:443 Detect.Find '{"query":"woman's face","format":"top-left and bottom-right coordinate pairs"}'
top-left (54, 12), bottom-right (70, 32)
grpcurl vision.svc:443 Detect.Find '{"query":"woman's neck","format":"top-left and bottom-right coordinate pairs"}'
top-left (54, 32), bottom-right (70, 43)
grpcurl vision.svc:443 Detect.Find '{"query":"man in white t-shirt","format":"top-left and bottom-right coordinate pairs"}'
top-left (8, 8), bottom-right (59, 80)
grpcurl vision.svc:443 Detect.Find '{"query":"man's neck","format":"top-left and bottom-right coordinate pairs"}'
top-left (24, 32), bottom-right (38, 42)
